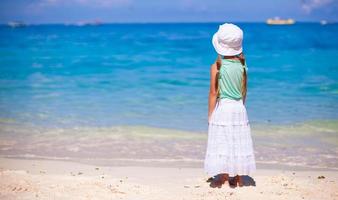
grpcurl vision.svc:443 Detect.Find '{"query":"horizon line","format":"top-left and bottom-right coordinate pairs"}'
top-left (1, 20), bottom-right (336, 26)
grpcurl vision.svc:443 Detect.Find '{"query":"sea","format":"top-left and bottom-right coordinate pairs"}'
top-left (0, 23), bottom-right (337, 169)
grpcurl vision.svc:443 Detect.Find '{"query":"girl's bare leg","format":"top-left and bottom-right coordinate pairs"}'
top-left (235, 175), bottom-right (244, 187)
top-left (210, 173), bottom-right (229, 188)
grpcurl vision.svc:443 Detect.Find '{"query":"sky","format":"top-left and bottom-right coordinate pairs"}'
top-left (0, 0), bottom-right (338, 24)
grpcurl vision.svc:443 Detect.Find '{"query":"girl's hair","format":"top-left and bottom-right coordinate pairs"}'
top-left (215, 53), bottom-right (247, 100)
top-left (239, 53), bottom-right (247, 100)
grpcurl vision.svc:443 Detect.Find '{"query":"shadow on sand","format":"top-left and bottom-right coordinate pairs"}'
top-left (207, 174), bottom-right (256, 188)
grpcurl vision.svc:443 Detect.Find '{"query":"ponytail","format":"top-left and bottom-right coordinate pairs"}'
top-left (215, 55), bottom-right (222, 98)
top-left (216, 55), bottom-right (222, 69)
top-left (238, 53), bottom-right (247, 103)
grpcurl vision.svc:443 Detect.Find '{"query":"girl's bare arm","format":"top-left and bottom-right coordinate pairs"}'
top-left (208, 63), bottom-right (218, 122)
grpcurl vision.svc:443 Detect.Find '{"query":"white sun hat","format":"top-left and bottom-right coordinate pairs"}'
top-left (212, 23), bottom-right (243, 56)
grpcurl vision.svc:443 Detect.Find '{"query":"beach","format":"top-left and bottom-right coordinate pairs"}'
top-left (1, 158), bottom-right (338, 200)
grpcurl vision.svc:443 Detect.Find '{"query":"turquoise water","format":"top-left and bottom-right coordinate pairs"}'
top-left (0, 23), bottom-right (338, 131)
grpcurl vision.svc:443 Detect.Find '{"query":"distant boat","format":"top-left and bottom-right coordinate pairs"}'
top-left (71, 20), bottom-right (102, 27)
top-left (266, 17), bottom-right (295, 25)
top-left (7, 21), bottom-right (26, 28)
top-left (320, 20), bottom-right (328, 25)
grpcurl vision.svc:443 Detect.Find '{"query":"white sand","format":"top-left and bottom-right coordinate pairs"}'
top-left (1, 158), bottom-right (337, 200)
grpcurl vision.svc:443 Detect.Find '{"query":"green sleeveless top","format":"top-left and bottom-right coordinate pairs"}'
top-left (218, 58), bottom-right (248, 100)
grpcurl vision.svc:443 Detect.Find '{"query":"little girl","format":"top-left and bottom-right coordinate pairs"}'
top-left (204, 23), bottom-right (256, 187)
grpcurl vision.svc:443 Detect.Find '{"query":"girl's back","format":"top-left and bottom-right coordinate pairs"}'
top-left (218, 58), bottom-right (248, 100)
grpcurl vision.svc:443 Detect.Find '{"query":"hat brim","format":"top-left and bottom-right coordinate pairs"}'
top-left (212, 32), bottom-right (242, 56)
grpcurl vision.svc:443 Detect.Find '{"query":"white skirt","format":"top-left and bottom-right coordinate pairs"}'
top-left (204, 98), bottom-right (256, 177)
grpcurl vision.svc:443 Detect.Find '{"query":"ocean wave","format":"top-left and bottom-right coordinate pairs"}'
top-left (0, 120), bottom-right (337, 169)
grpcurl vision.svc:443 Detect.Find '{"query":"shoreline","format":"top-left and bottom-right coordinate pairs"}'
top-left (1, 157), bottom-right (337, 199)
top-left (1, 120), bottom-right (338, 170)
top-left (1, 156), bottom-right (338, 172)
top-left (1, 120), bottom-right (337, 199)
